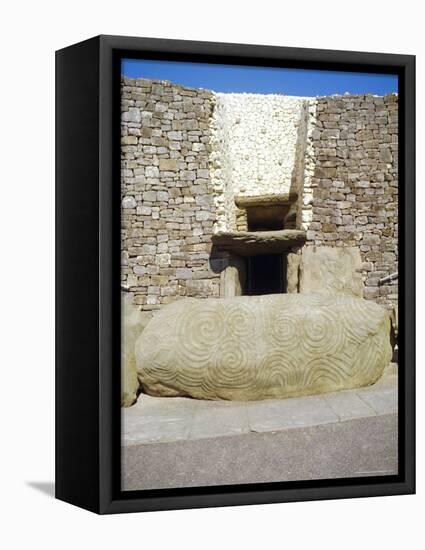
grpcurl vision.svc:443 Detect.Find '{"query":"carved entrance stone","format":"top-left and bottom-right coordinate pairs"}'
top-left (136, 294), bottom-right (391, 401)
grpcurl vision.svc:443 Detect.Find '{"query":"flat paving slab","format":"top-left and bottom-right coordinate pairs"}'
top-left (122, 371), bottom-right (398, 491)
top-left (122, 372), bottom-right (397, 445)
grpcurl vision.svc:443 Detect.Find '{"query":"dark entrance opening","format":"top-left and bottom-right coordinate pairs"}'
top-left (246, 205), bottom-right (287, 231)
top-left (246, 253), bottom-right (286, 295)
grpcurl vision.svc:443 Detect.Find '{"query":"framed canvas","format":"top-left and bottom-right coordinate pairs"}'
top-left (56, 35), bottom-right (415, 514)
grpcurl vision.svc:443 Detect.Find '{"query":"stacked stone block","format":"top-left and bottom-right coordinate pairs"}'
top-left (304, 94), bottom-right (398, 311)
top-left (121, 79), bottom-right (398, 316)
top-left (121, 78), bottom-right (220, 310)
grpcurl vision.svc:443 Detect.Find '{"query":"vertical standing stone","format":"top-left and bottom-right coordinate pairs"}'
top-left (286, 253), bottom-right (301, 293)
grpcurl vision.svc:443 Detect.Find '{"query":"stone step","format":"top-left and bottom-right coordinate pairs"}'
top-left (123, 373), bottom-right (397, 445)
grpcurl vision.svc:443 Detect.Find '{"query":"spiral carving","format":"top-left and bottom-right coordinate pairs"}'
top-left (299, 307), bottom-right (345, 357)
top-left (135, 294), bottom-right (392, 400)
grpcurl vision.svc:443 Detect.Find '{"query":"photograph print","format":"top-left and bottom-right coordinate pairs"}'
top-left (120, 57), bottom-right (399, 492)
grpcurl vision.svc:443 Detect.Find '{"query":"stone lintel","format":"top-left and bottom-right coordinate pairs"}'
top-left (212, 229), bottom-right (306, 256)
top-left (235, 192), bottom-right (298, 208)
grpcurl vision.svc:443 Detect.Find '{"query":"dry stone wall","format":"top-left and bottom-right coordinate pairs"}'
top-left (121, 79), bottom-right (398, 315)
top-left (121, 77), bottom-right (221, 310)
top-left (210, 93), bottom-right (309, 232)
top-left (304, 94), bottom-right (398, 311)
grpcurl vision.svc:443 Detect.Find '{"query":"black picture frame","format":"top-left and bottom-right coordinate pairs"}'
top-left (56, 34), bottom-right (415, 514)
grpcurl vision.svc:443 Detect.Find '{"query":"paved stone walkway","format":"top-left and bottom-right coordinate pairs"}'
top-left (122, 369), bottom-right (397, 446)
top-left (121, 369), bottom-right (398, 490)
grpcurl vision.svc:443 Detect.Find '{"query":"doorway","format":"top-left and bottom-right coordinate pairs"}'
top-left (245, 253), bottom-right (286, 295)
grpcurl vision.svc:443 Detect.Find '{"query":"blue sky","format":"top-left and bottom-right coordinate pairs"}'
top-left (122, 58), bottom-right (398, 97)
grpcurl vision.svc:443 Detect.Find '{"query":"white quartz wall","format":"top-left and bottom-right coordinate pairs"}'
top-left (299, 100), bottom-right (318, 231)
top-left (210, 93), bottom-right (310, 232)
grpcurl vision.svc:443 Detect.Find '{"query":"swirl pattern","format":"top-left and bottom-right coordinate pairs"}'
top-left (135, 294), bottom-right (392, 400)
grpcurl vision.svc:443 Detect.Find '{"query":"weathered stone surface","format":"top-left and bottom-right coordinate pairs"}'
top-left (220, 262), bottom-right (245, 298)
top-left (235, 193), bottom-right (298, 208)
top-left (304, 94), bottom-right (398, 311)
top-left (123, 374), bottom-right (398, 446)
top-left (136, 294), bottom-right (391, 401)
top-left (122, 195), bottom-right (137, 209)
top-left (159, 159), bottom-right (180, 172)
top-left (121, 294), bottom-right (152, 407)
top-left (287, 253), bottom-right (301, 293)
top-left (121, 78), bottom-right (219, 311)
top-left (186, 279), bottom-right (213, 297)
top-left (122, 80), bottom-right (398, 315)
top-left (299, 246), bottom-right (364, 297)
top-left (212, 230), bottom-right (306, 256)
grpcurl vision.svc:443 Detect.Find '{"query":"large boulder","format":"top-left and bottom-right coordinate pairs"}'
top-left (121, 294), bottom-right (152, 407)
top-left (135, 294), bottom-right (391, 401)
top-left (299, 246), bottom-right (364, 297)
